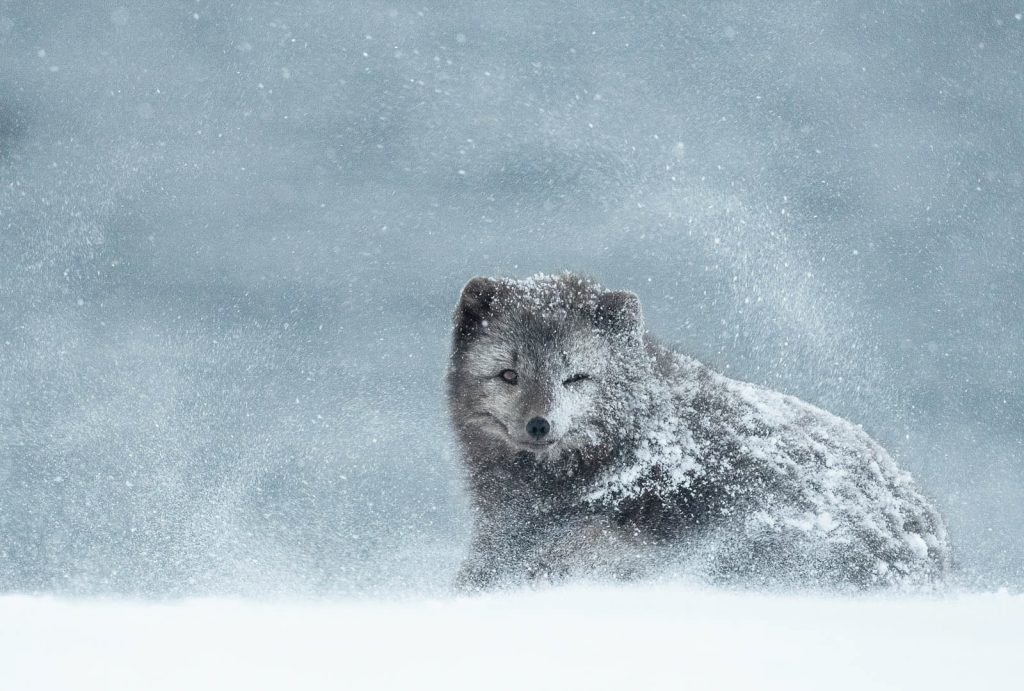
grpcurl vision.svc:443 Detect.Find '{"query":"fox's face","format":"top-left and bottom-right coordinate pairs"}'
top-left (448, 274), bottom-right (647, 464)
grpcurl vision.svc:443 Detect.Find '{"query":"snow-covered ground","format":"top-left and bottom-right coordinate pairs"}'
top-left (2, 583), bottom-right (1019, 690)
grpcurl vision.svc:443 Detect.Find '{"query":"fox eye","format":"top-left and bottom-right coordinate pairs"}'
top-left (499, 369), bottom-right (518, 385)
top-left (563, 373), bottom-right (590, 386)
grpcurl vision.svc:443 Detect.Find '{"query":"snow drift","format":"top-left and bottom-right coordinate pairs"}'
top-left (2, 584), bottom-right (1019, 691)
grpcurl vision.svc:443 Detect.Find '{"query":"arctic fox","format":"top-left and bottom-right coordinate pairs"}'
top-left (448, 273), bottom-right (950, 590)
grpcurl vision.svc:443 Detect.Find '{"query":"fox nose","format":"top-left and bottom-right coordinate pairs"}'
top-left (526, 416), bottom-right (550, 440)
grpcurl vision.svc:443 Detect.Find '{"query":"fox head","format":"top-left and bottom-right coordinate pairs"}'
top-left (447, 273), bottom-right (650, 467)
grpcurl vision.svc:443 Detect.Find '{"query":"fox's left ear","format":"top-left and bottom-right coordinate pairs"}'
top-left (453, 276), bottom-right (501, 346)
top-left (595, 290), bottom-right (643, 336)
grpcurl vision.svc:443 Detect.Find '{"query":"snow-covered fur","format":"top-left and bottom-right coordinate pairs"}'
top-left (448, 273), bottom-right (950, 591)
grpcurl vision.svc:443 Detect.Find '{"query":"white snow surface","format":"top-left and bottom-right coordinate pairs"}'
top-left (2, 583), bottom-right (1019, 690)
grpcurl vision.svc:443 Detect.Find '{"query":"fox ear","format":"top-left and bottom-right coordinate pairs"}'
top-left (595, 290), bottom-right (643, 335)
top-left (454, 277), bottom-right (500, 345)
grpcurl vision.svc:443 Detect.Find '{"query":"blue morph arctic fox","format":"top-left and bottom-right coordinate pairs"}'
top-left (448, 273), bottom-right (950, 591)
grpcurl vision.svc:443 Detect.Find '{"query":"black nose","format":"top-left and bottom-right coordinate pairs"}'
top-left (526, 416), bottom-right (550, 440)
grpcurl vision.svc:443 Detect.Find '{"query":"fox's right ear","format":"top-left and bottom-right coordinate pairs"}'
top-left (453, 277), bottom-right (500, 345)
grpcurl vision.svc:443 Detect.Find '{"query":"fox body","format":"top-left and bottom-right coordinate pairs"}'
top-left (448, 273), bottom-right (950, 590)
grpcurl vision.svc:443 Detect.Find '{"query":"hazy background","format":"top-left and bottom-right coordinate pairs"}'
top-left (1, 1), bottom-right (1021, 595)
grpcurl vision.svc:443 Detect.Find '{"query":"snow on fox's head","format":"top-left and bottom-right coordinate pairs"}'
top-left (447, 273), bottom-right (647, 462)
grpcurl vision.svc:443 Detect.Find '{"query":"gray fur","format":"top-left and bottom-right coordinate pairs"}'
top-left (448, 273), bottom-right (951, 591)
